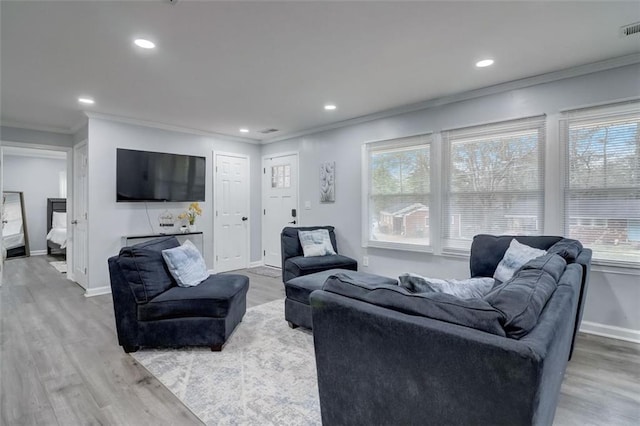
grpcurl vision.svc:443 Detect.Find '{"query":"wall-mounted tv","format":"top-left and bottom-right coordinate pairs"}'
top-left (116, 148), bottom-right (206, 202)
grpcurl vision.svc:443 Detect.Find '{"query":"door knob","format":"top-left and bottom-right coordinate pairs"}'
top-left (71, 220), bottom-right (78, 225)
top-left (241, 217), bottom-right (248, 221)
top-left (288, 220), bottom-right (297, 224)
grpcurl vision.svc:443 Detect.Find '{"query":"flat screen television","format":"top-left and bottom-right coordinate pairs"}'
top-left (116, 148), bottom-right (206, 202)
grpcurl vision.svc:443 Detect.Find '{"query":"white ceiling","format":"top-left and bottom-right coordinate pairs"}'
top-left (1, 1), bottom-right (639, 142)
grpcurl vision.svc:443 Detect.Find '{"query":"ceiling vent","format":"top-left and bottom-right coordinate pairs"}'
top-left (620, 22), bottom-right (640, 37)
top-left (259, 128), bottom-right (279, 134)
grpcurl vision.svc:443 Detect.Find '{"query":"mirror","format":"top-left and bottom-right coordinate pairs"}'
top-left (2, 191), bottom-right (30, 259)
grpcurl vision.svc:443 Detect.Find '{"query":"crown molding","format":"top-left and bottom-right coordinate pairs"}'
top-left (0, 120), bottom-right (73, 135)
top-left (263, 53), bottom-right (640, 144)
top-left (70, 117), bottom-right (88, 135)
top-left (84, 112), bottom-right (261, 145)
top-left (2, 145), bottom-right (67, 160)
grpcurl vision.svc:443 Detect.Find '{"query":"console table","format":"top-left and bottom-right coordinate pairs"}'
top-left (121, 232), bottom-right (204, 253)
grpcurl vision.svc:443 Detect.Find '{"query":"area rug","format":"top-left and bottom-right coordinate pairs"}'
top-left (131, 299), bottom-right (321, 425)
top-left (245, 266), bottom-right (282, 279)
top-left (48, 260), bottom-right (67, 273)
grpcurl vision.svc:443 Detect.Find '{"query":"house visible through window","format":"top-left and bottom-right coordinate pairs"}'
top-left (562, 100), bottom-right (640, 264)
top-left (366, 134), bottom-right (431, 249)
top-left (441, 116), bottom-right (546, 252)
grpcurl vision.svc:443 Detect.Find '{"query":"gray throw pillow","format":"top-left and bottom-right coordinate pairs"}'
top-left (398, 273), bottom-right (495, 299)
top-left (162, 240), bottom-right (209, 287)
top-left (493, 239), bottom-right (547, 282)
top-left (298, 229), bottom-right (337, 257)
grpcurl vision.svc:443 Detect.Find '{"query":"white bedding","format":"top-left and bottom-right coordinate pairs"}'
top-left (47, 227), bottom-right (67, 249)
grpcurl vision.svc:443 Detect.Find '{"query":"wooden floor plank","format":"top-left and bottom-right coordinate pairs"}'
top-left (1, 255), bottom-right (638, 425)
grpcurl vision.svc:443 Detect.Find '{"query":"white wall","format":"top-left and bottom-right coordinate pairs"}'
top-left (3, 154), bottom-right (67, 253)
top-left (264, 63), bottom-right (640, 337)
top-left (86, 118), bottom-right (262, 292)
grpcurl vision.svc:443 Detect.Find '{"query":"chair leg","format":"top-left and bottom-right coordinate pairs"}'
top-left (287, 321), bottom-right (299, 329)
top-left (211, 344), bottom-right (223, 352)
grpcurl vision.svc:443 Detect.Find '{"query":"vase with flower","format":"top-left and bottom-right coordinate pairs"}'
top-left (178, 202), bottom-right (202, 232)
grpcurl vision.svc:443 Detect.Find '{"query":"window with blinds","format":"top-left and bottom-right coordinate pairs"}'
top-left (441, 116), bottom-right (546, 252)
top-left (562, 101), bottom-right (640, 265)
top-left (365, 134), bottom-right (432, 249)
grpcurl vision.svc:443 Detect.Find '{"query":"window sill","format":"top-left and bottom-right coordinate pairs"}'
top-left (590, 259), bottom-right (640, 275)
top-left (365, 241), bottom-right (433, 254)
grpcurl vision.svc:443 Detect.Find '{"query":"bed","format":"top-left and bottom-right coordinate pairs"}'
top-left (46, 198), bottom-right (67, 255)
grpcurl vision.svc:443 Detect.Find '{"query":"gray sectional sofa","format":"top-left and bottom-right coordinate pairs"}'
top-left (310, 235), bottom-right (591, 426)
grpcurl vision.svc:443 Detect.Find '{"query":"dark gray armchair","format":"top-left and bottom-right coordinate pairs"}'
top-left (108, 236), bottom-right (249, 353)
top-left (281, 226), bottom-right (357, 283)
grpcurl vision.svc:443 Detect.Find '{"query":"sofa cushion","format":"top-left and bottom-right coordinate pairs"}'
top-left (398, 273), bottom-right (495, 298)
top-left (470, 234), bottom-right (562, 278)
top-left (484, 269), bottom-right (559, 339)
top-left (520, 253), bottom-right (567, 282)
top-left (287, 269), bottom-right (397, 305)
top-left (547, 238), bottom-right (583, 262)
top-left (493, 239), bottom-right (547, 282)
top-left (116, 236), bottom-right (180, 304)
top-left (285, 255), bottom-right (357, 280)
top-left (161, 240), bottom-right (209, 287)
top-left (323, 273), bottom-right (506, 336)
top-left (138, 274), bottom-right (249, 321)
top-left (298, 229), bottom-right (337, 257)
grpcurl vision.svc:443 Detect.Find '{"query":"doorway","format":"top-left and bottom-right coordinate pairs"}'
top-left (214, 152), bottom-right (250, 272)
top-left (262, 152), bottom-right (298, 268)
top-left (1, 143), bottom-right (71, 283)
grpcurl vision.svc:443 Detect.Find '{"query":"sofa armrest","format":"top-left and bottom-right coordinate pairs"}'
top-left (310, 291), bottom-right (547, 426)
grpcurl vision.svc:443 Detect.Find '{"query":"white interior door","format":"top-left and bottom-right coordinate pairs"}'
top-left (215, 153), bottom-right (249, 272)
top-left (262, 153), bottom-right (298, 268)
top-left (72, 143), bottom-right (88, 289)
top-left (0, 146), bottom-right (4, 286)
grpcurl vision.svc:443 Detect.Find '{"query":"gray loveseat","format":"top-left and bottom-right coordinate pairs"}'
top-left (310, 235), bottom-right (591, 426)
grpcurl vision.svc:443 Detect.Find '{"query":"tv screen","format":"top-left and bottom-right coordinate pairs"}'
top-left (116, 148), bottom-right (206, 202)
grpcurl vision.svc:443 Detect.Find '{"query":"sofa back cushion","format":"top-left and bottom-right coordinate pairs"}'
top-left (281, 226), bottom-right (338, 264)
top-left (116, 236), bottom-right (180, 304)
top-left (547, 239), bottom-right (583, 262)
top-left (484, 264), bottom-right (560, 339)
top-left (470, 234), bottom-right (563, 278)
top-left (323, 273), bottom-right (506, 336)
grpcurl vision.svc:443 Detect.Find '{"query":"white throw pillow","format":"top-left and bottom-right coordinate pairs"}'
top-left (161, 240), bottom-right (209, 287)
top-left (298, 229), bottom-right (337, 257)
top-left (398, 273), bottom-right (495, 298)
top-left (493, 239), bottom-right (547, 282)
top-left (52, 211), bottom-right (67, 229)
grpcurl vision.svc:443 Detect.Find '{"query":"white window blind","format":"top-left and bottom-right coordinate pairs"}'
top-left (365, 134), bottom-right (432, 250)
top-left (562, 100), bottom-right (640, 265)
top-left (441, 116), bottom-right (546, 252)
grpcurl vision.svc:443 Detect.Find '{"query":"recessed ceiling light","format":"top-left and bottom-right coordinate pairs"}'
top-left (78, 97), bottom-right (95, 105)
top-left (134, 38), bottom-right (156, 49)
top-left (324, 104), bottom-right (337, 110)
top-left (475, 59), bottom-right (494, 68)
top-left (239, 128), bottom-right (250, 133)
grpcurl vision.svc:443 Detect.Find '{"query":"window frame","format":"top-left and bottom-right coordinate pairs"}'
top-left (561, 100), bottom-right (640, 267)
top-left (361, 133), bottom-right (433, 252)
top-left (440, 116), bottom-right (546, 254)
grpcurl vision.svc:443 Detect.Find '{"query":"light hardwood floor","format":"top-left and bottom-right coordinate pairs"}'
top-left (1, 255), bottom-right (638, 425)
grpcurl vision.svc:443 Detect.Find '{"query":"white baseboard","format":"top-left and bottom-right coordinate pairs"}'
top-left (580, 321), bottom-right (640, 344)
top-left (249, 260), bottom-right (264, 268)
top-left (30, 250), bottom-right (47, 256)
top-left (84, 286), bottom-right (111, 298)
